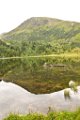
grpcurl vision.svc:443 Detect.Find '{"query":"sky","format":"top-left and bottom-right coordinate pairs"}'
top-left (0, 0), bottom-right (80, 34)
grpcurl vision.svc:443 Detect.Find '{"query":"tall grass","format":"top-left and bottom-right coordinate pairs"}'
top-left (4, 109), bottom-right (80, 120)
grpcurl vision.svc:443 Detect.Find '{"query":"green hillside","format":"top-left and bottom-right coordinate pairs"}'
top-left (1, 17), bottom-right (80, 57)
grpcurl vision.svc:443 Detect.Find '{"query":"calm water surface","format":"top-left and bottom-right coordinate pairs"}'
top-left (0, 57), bottom-right (80, 94)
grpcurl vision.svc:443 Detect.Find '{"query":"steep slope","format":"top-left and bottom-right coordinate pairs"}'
top-left (1, 17), bottom-right (80, 57)
top-left (2, 17), bottom-right (80, 41)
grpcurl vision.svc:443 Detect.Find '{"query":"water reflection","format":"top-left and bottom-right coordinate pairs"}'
top-left (0, 81), bottom-right (80, 120)
top-left (0, 57), bottom-right (80, 94)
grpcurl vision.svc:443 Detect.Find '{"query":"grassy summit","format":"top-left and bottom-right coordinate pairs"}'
top-left (0, 17), bottom-right (80, 57)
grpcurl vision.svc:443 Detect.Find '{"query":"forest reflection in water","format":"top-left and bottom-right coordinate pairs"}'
top-left (0, 57), bottom-right (80, 94)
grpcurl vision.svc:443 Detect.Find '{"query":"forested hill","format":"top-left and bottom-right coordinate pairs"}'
top-left (1, 17), bottom-right (80, 57)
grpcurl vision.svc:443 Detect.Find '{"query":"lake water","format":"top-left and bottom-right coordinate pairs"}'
top-left (0, 57), bottom-right (80, 94)
top-left (1, 81), bottom-right (80, 120)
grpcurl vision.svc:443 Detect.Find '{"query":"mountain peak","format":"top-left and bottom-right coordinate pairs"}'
top-left (1, 17), bottom-right (80, 57)
top-left (2, 17), bottom-right (80, 40)
top-left (17, 17), bottom-right (61, 29)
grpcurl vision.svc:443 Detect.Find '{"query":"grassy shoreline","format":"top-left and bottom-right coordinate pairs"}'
top-left (4, 109), bottom-right (80, 120)
top-left (0, 53), bottom-right (80, 60)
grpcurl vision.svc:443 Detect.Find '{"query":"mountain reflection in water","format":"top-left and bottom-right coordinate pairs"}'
top-left (0, 57), bottom-right (80, 94)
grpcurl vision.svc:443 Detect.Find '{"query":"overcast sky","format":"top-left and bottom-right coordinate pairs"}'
top-left (0, 0), bottom-right (80, 34)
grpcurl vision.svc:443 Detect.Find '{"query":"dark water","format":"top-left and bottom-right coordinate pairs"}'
top-left (0, 57), bottom-right (80, 94)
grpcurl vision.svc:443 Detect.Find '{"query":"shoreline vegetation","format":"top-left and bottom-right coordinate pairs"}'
top-left (4, 109), bottom-right (80, 120)
top-left (0, 53), bottom-right (80, 59)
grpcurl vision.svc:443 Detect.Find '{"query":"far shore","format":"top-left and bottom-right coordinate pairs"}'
top-left (0, 53), bottom-right (80, 59)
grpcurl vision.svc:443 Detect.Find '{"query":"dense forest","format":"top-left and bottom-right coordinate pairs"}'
top-left (0, 17), bottom-right (80, 57)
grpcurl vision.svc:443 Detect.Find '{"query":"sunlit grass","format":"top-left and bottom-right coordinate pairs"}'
top-left (0, 53), bottom-right (80, 59)
top-left (4, 109), bottom-right (80, 120)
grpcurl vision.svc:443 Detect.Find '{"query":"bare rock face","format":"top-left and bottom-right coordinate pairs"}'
top-left (0, 81), bottom-right (80, 120)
